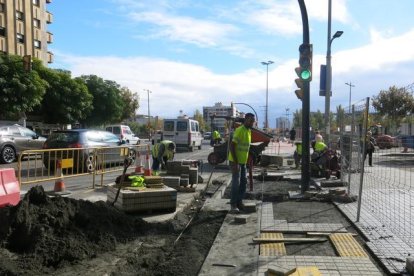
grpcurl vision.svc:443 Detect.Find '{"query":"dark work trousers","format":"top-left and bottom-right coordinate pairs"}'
top-left (364, 149), bottom-right (373, 166)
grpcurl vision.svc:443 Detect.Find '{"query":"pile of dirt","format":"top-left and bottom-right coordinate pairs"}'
top-left (0, 186), bottom-right (149, 275)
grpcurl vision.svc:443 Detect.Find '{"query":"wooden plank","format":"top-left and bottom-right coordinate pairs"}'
top-left (253, 237), bottom-right (326, 243)
top-left (307, 232), bottom-right (358, 237)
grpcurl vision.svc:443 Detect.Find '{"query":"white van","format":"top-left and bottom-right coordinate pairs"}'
top-left (160, 118), bottom-right (203, 151)
top-left (105, 125), bottom-right (140, 145)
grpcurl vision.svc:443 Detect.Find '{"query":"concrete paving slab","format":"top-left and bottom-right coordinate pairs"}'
top-left (258, 256), bottom-right (382, 275)
top-left (199, 199), bottom-right (260, 276)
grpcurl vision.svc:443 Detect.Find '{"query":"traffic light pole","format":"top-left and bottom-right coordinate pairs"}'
top-left (298, 0), bottom-right (310, 193)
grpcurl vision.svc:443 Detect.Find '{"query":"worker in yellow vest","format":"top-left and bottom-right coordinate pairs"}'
top-left (152, 140), bottom-right (175, 174)
top-left (294, 141), bottom-right (302, 168)
top-left (212, 130), bottom-right (221, 145)
top-left (228, 113), bottom-right (255, 214)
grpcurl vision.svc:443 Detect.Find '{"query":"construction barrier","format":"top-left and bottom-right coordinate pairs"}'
top-left (17, 144), bottom-right (150, 189)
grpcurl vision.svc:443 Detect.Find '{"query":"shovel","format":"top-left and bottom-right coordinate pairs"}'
top-left (112, 157), bottom-right (134, 206)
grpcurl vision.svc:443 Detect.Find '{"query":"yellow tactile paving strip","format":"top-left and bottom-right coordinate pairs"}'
top-left (259, 232), bottom-right (287, 256)
top-left (329, 233), bottom-right (369, 258)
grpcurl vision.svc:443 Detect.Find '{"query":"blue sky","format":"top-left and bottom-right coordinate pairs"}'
top-left (48, 0), bottom-right (414, 127)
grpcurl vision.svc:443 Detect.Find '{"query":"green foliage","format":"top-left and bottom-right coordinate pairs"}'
top-left (0, 54), bottom-right (47, 118)
top-left (372, 85), bottom-right (414, 132)
top-left (120, 87), bottom-right (139, 121)
top-left (35, 65), bottom-right (93, 124)
top-left (310, 110), bottom-right (324, 131)
top-left (77, 75), bottom-right (124, 126)
top-left (193, 109), bottom-right (207, 131)
top-left (292, 109), bottom-right (302, 128)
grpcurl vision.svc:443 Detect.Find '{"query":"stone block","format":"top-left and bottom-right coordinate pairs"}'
top-left (234, 215), bottom-right (249, 224)
top-left (406, 257), bottom-right (414, 275)
top-left (243, 202), bottom-right (256, 213)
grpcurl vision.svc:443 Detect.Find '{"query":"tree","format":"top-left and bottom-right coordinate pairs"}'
top-left (310, 110), bottom-right (324, 131)
top-left (335, 105), bottom-right (346, 131)
top-left (77, 75), bottom-right (124, 126)
top-left (35, 66), bottom-right (93, 124)
top-left (193, 109), bottom-right (206, 131)
top-left (119, 87), bottom-right (139, 121)
top-left (293, 109), bottom-right (302, 128)
top-left (0, 54), bottom-right (47, 118)
top-left (372, 85), bottom-right (414, 134)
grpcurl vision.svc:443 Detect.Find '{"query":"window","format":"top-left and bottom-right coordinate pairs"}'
top-left (85, 131), bottom-right (103, 142)
top-left (33, 19), bottom-right (40, 28)
top-left (0, 27), bottom-right (5, 37)
top-left (0, 4), bottom-right (5, 13)
top-left (16, 11), bottom-right (24, 21)
top-left (10, 127), bottom-right (21, 136)
top-left (191, 121), bottom-right (196, 132)
top-left (32, 0), bottom-right (40, 6)
top-left (164, 121), bottom-right (174, 131)
top-left (34, 40), bottom-right (41, 49)
top-left (16, 33), bottom-right (24, 43)
top-left (177, 121), bottom-right (188, 131)
top-left (112, 126), bottom-right (121, 135)
top-left (101, 132), bottom-right (119, 143)
top-left (19, 127), bottom-right (36, 138)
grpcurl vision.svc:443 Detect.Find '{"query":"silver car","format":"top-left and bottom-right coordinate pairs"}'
top-left (0, 125), bottom-right (47, 164)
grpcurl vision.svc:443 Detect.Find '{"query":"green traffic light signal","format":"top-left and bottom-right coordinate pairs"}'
top-left (301, 69), bottom-right (311, 80)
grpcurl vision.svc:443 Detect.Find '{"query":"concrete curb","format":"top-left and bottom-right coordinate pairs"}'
top-left (211, 174), bottom-right (232, 200)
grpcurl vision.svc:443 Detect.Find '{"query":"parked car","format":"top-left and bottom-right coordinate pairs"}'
top-left (203, 132), bottom-right (212, 140)
top-left (42, 129), bottom-right (135, 172)
top-left (0, 125), bottom-right (47, 164)
top-left (105, 125), bottom-right (140, 145)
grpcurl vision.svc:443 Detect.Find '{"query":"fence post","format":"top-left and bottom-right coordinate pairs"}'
top-left (356, 97), bottom-right (370, 222)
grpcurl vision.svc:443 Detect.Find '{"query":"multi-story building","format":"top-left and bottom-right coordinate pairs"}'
top-left (276, 117), bottom-right (290, 133)
top-left (0, 0), bottom-right (53, 64)
top-left (203, 102), bottom-right (241, 134)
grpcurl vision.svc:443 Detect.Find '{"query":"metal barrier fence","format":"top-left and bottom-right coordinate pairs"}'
top-left (339, 97), bottom-right (414, 246)
top-left (18, 144), bottom-right (150, 188)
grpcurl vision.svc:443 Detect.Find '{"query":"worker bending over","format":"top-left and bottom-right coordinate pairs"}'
top-left (212, 130), bottom-right (221, 145)
top-left (152, 140), bottom-right (176, 174)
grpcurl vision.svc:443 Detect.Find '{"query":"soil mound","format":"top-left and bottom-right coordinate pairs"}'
top-left (0, 186), bottom-right (148, 274)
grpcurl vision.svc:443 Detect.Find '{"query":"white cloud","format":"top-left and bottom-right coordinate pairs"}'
top-left (54, 28), bottom-right (414, 119)
top-left (129, 12), bottom-right (238, 48)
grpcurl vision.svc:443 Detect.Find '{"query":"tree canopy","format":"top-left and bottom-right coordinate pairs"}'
top-left (0, 54), bottom-right (47, 118)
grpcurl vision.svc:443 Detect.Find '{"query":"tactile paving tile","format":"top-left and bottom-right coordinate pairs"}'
top-left (258, 256), bottom-right (382, 275)
top-left (262, 222), bottom-right (347, 233)
top-left (259, 232), bottom-right (287, 256)
top-left (329, 233), bottom-right (368, 258)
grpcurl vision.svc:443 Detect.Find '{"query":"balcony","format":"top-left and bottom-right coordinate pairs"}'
top-left (47, 51), bottom-right (53, 63)
top-left (46, 32), bottom-right (53, 43)
top-left (46, 11), bottom-right (53, 24)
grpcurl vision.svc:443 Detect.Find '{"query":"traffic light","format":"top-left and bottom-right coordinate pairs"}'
top-left (298, 43), bottom-right (312, 81)
top-left (294, 68), bottom-right (304, 101)
top-left (23, 55), bottom-right (32, 72)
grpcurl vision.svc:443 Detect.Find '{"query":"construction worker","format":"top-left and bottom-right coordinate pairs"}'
top-left (228, 113), bottom-right (255, 214)
top-left (151, 140), bottom-right (175, 174)
top-left (293, 141), bottom-right (302, 168)
top-left (212, 130), bottom-right (221, 145)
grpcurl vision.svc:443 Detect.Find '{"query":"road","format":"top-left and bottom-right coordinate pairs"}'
top-left (0, 140), bottom-right (215, 197)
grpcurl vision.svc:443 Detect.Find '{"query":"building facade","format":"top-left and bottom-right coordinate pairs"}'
top-left (0, 0), bottom-right (53, 64)
top-left (276, 117), bottom-right (290, 133)
top-left (203, 102), bottom-right (241, 134)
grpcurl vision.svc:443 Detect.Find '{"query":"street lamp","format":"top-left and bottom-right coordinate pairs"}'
top-left (143, 89), bottom-right (152, 141)
top-left (324, 0), bottom-right (344, 144)
top-left (261, 60), bottom-right (274, 130)
top-left (345, 82), bottom-right (355, 113)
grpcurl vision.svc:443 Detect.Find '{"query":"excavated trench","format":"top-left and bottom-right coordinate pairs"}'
top-left (0, 186), bottom-right (226, 275)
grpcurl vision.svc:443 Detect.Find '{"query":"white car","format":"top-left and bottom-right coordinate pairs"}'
top-left (105, 125), bottom-right (140, 145)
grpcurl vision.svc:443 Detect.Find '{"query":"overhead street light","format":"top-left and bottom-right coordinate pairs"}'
top-left (345, 82), bottom-right (355, 114)
top-left (261, 60), bottom-right (274, 130)
top-left (324, 0), bottom-right (344, 144)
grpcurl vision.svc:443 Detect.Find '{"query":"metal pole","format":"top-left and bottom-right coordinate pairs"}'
top-left (348, 105), bottom-right (355, 195)
top-left (345, 82), bottom-right (355, 114)
top-left (146, 89), bottom-right (151, 142)
top-left (356, 97), bottom-right (370, 222)
top-left (298, 0), bottom-right (310, 193)
top-left (266, 64), bottom-right (269, 130)
top-left (324, 0), bottom-right (332, 144)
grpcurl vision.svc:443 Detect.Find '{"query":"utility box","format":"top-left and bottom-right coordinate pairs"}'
top-left (0, 168), bottom-right (20, 208)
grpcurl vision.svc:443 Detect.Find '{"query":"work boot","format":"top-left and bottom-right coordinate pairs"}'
top-left (237, 201), bottom-right (245, 211)
top-left (230, 204), bottom-right (240, 214)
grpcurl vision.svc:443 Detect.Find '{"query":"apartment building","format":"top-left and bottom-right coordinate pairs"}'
top-left (203, 102), bottom-right (241, 134)
top-left (0, 0), bottom-right (53, 64)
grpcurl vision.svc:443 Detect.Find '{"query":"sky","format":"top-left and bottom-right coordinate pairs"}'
top-left (48, 0), bottom-right (414, 128)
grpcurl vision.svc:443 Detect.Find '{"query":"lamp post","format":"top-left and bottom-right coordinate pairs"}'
top-left (324, 0), bottom-right (343, 144)
top-left (345, 82), bottom-right (355, 113)
top-left (143, 89), bottom-right (152, 141)
top-left (261, 60), bottom-right (274, 130)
